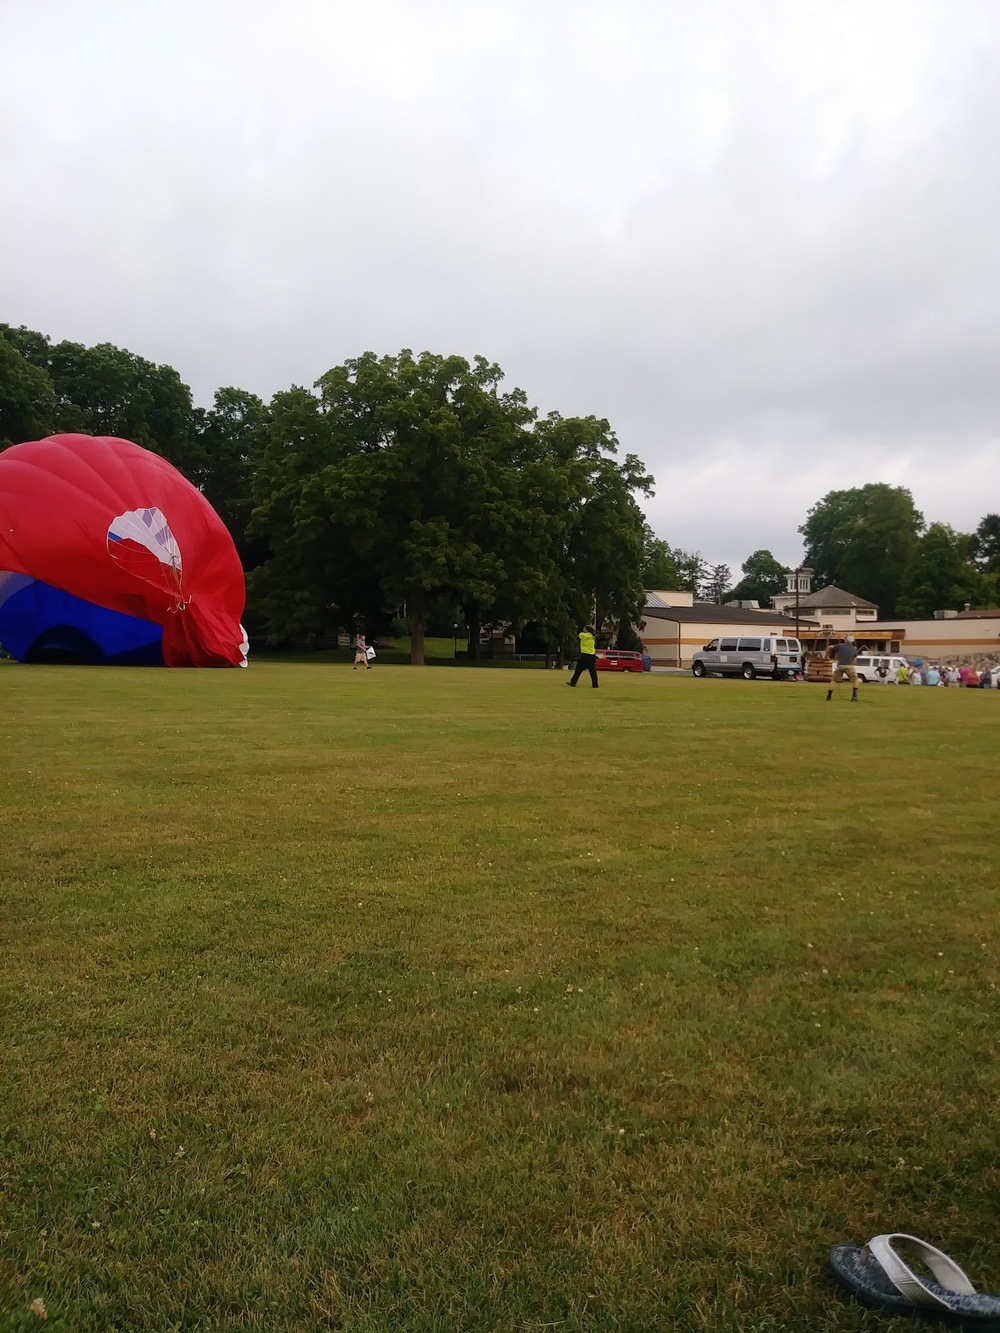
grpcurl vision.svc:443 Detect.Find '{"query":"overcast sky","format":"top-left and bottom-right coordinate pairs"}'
top-left (2, 0), bottom-right (998, 575)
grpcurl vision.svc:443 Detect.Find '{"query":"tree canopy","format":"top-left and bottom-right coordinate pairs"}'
top-left (970, 514), bottom-right (1000, 575)
top-left (248, 351), bottom-right (653, 662)
top-left (640, 525), bottom-right (681, 589)
top-left (896, 523), bottom-right (983, 619)
top-left (0, 336), bottom-right (58, 447)
top-left (800, 483), bottom-right (924, 618)
top-left (728, 549), bottom-right (789, 606)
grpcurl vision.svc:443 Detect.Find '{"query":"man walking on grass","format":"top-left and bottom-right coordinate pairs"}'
top-left (353, 633), bottom-right (372, 671)
top-left (568, 624), bottom-right (599, 689)
top-left (827, 634), bottom-right (859, 702)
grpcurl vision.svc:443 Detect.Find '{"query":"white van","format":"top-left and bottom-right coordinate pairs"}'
top-left (691, 635), bottom-right (804, 681)
top-left (853, 654), bottom-right (910, 683)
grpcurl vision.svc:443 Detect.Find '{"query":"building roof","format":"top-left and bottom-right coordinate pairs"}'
top-left (957, 608), bottom-right (1000, 619)
top-left (643, 603), bottom-right (818, 627)
top-left (645, 590), bottom-right (685, 609)
top-left (788, 584), bottom-right (877, 610)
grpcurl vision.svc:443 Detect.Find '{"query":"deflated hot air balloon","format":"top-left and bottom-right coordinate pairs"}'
top-left (0, 434), bottom-right (247, 667)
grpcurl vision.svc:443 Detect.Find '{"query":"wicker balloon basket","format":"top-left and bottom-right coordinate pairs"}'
top-left (806, 655), bottom-right (833, 683)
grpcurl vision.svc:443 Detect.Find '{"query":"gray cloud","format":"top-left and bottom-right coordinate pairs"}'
top-left (3, 0), bottom-right (998, 576)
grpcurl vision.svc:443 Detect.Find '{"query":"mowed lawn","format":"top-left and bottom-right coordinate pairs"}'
top-left (2, 664), bottom-right (999, 1332)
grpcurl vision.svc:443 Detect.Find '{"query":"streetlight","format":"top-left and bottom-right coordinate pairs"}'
top-left (793, 566), bottom-right (813, 668)
top-left (453, 623), bottom-right (459, 658)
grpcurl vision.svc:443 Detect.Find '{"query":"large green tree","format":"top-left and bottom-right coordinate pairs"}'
top-left (896, 523), bottom-right (985, 619)
top-left (640, 525), bottom-right (681, 589)
top-left (251, 352), bottom-right (551, 662)
top-left (728, 549), bottom-right (789, 605)
top-left (800, 483), bottom-right (924, 618)
top-left (969, 514), bottom-right (1000, 575)
top-left (532, 413), bottom-right (652, 653)
top-left (0, 324), bottom-right (203, 478)
top-left (193, 387), bottom-right (271, 564)
top-left (0, 336), bottom-right (57, 446)
top-left (967, 514), bottom-right (1000, 606)
top-left (638, 527), bottom-right (708, 596)
top-left (246, 385), bottom-right (351, 646)
top-left (48, 341), bottom-right (202, 476)
top-left (248, 352), bottom-right (653, 662)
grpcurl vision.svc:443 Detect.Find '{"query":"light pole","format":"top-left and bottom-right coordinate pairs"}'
top-left (793, 565), bottom-right (814, 668)
top-left (453, 623), bottom-right (458, 658)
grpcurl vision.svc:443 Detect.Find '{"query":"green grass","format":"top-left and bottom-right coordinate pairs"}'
top-left (1, 665), bottom-right (999, 1331)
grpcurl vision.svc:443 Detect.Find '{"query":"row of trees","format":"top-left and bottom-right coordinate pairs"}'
top-left (639, 528), bottom-right (735, 604)
top-left (1, 326), bottom-right (653, 662)
top-left (3, 325), bottom-right (996, 650)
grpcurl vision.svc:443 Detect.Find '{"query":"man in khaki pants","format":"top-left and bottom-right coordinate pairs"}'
top-left (353, 633), bottom-right (372, 671)
top-left (827, 635), bottom-right (859, 702)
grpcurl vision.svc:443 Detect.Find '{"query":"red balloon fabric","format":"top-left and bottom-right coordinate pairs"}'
top-left (0, 434), bottom-right (246, 667)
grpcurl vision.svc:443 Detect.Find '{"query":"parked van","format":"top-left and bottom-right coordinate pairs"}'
top-left (691, 635), bottom-right (803, 680)
top-left (853, 654), bottom-right (911, 682)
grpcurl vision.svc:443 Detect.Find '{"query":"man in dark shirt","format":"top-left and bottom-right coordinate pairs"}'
top-left (827, 635), bottom-right (859, 702)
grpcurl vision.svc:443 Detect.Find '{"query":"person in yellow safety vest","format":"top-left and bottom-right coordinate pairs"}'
top-left (568, 623), bottom-right (599, 688)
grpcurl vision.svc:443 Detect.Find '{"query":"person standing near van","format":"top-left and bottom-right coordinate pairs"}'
top-left (568, 624), bottom-right (599, 688)
top-left (827, 635), bottom-right (859, 702)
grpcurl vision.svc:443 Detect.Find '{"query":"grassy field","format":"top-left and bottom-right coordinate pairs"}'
top-left (1, 664), bottom-right (999, 1331)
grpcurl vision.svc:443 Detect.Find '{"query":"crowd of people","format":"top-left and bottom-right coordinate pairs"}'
top-left (872, 659), bottom-right (999, 687)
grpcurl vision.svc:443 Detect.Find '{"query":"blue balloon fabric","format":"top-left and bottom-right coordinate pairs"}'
top-left (0, 572), bottom-right (164, 665)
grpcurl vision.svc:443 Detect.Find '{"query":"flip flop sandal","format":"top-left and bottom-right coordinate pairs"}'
top-left (829, 1234), bottom-right (1000, 1329)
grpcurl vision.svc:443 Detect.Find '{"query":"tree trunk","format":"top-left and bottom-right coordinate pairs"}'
top-left (409, 594), bottom-right (426, 665)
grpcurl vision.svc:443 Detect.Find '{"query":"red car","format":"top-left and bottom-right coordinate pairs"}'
top-left (594, 649), bottom-right (645, 673)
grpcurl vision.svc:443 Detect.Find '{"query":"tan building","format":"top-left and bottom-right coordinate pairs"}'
top-left (640, 590), bottom-right (816, 667)
top-left (865, 610), bottom-right (1000, 664)
top-left (744, 571), bottom-right (1000, 663)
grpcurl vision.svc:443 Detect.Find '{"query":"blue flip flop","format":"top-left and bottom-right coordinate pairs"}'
top-left (829, 1234), bottom-right (1000, 1329)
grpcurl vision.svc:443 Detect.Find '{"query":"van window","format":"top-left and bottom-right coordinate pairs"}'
top-left (856, 657), bottom-right (871, 668)
top-left (737, 638), bottom-right (762, 651)
top-left (775, 639), bottom-right (787, 650)
top-left (719, 639), bottom-right (738, 652)
top-left (704, 639), bottom-right (719, 651)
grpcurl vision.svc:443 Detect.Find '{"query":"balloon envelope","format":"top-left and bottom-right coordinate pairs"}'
top-left (0, 434), bottom-right (247, 666)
